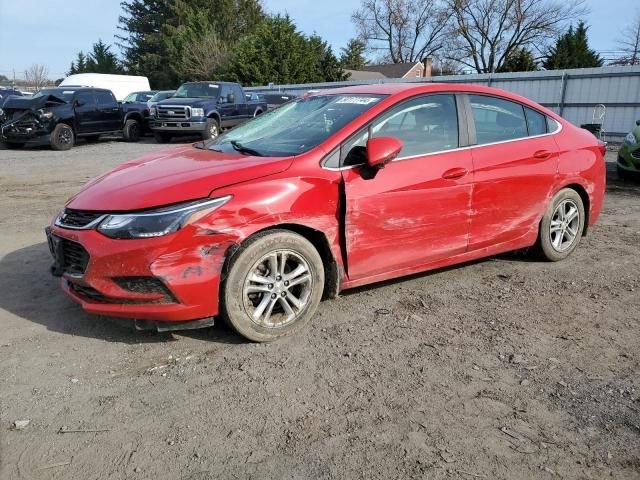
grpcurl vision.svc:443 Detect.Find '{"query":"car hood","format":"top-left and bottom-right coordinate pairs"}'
top-left (157, 98), bottom-right (213, 108)
top-left (2, 95), bottom-right (66, 111)
top-left (66, 145), bottom-right (293, 211)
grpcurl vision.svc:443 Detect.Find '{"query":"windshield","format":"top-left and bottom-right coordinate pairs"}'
top-left (174, 83), bottom-right (219, 99)
top-left (124, 92), bottom-right (155, 103)
top-left (207, 94), bottom-right (385, 157)
top-left (32, 88), bottom-right (74, 102)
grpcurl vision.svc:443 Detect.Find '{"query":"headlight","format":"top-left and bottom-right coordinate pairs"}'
top-left (97, 196), bottom-right (231, 239)
top-left (625, 131), bottom-right (637, 145)
top-left (191, 108), bottom-right (205, 117)
top-left (150, 107), bottom-right (157, 117)
top-left (37, 109), bottom-right (53, 119)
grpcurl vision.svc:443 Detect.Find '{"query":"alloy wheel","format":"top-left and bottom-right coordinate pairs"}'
top-left (242, 250), bottom-right (313, 328)
top-left (549, 199), bottom-right (580, 252)
top-left (59, 128), bottom-right (72, 145)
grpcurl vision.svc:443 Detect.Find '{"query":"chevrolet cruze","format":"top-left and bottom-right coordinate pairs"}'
top-left (46, 84), bottom-right (606, 341)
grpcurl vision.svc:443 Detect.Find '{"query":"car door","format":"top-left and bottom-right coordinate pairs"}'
top-left (218, 85), bottom-right (238, 128)
top-left (465, 94), bottom-right (559, 250)
top-left (73, 91), bottom-right (98, 133)
top-left (95, 91), bottom-right (122, 131)
top-left (341, 94), bottom-right (474, 280)
top-left (233, 85), bottom-right (249, 121)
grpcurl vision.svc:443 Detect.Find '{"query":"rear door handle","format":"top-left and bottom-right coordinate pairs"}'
top-left (533, 150), bottom-right (552, 159)
top-left (442, 167), bottom-right (468, 180)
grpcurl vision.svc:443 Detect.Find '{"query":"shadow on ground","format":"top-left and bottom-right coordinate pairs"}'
top-left (0, 242), bottom-right (241, 345)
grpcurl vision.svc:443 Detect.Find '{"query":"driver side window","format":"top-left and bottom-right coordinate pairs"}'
top-left (342, 94), bottom-right (459, 166)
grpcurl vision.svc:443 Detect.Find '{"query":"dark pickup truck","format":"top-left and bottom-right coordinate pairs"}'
top-left (151, 81), bottom-right (267, 143)
top-left (0, 87), bottom-right (146, 150)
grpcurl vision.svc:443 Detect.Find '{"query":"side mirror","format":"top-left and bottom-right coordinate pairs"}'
top-left (74, 99), bottom-right (85, 107)
top-left (366, 137), bottom-right (403, 169)
top-left (228, 94), bottom-right (235, 104)
top-left (636, 120), bottom-right (640, 126)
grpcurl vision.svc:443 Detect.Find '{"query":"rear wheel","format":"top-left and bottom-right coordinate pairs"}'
top-left (50, 123), bottom-right (74, 151)
top-left (123, 119), bottom-right (141, 142)
top-left (534, 188), bottom-right (585, 261)
top-left (202, 118), bottom-right (220, 140)
top-left (154, 132), bottom-right (172, 143)
top-left (221, 230), bottom-right (325, 342)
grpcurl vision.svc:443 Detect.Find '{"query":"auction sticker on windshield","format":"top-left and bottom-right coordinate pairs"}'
top-left (335, 97), bottom-right (381, 105)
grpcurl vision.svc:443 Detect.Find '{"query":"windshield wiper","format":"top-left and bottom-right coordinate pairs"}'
top-left (230, 140), bottom-right (263, 157)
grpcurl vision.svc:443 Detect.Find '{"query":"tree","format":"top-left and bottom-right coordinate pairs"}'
top-left (613, 11), bottom-right (640, 65)
top-left (497, 47), bottom-right (538, 72)
top-left (447, 0), bottom-right (586, 73)
top-left (179, 32), bottom-right (230, 80)
top-left (352, 0), bottom-right (451, 63)
top-left (543, 21), bottom-right (602, 70)
top-left (229, 15), bottom-right (347, 85)
top-left (24, 64), bottom-right (50, 90)
top-left (69, 40), bottom-right (123, 75)
top-left (340, 39), bottom-right (367, 70)
top-left (117, 0), bottom-right (176, 88)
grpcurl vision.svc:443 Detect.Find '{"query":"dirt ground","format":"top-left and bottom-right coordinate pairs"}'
top-left (0, 138), bottom-right (638, 480)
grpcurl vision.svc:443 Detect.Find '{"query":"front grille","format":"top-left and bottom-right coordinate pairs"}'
top-left (114, 276), bottom-right (177, 303)
top-left (57, 209), bottom-right (105, 229)
top-left (69, 281), bottom-right (175, 304)
top-left (60, 238), bottom-right (90, 275)
top-left (157, 105), bottom-right (191, 120)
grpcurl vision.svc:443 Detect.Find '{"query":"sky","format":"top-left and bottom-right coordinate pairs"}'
top-left (0, 0), bottom-right (636, 81)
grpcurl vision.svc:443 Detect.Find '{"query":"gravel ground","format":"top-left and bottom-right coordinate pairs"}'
top-left (0, 138), bottom-right (638, 480)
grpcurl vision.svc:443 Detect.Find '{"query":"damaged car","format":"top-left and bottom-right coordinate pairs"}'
top-left (1, 87), bottom-right (146, 150)
top-left (46, 84), bottom-right (606, 341)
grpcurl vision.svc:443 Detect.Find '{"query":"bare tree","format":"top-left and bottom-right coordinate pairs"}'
top-left (446, 0), bottom-right (586, 73)
top-left (24, 64), bottom-right (50, 90)
top-left (352, 0), bottom-right (452, 63)
top-left (613, 11), bottom-right (640, 65)
top-left (178, 33), bottom-right (229, 80)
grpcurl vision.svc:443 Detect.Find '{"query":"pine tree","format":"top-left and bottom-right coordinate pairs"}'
top-left (543, 21), bottom-right (603, 70)
top-left (498, 48), bottom-right (538, 72)
top-left (340, 39), bottom-right (367, 70)
top-left (68, 41), bottom-right (123, 75)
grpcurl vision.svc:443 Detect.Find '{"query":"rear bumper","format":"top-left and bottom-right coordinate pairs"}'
top-left (47, 223), bottom-right (237, 323)
top-left (151, 120), bottom-right (206, 133)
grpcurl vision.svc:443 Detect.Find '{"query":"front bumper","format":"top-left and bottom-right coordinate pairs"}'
top-left (1, 115), bottom-right (50, 143)
top-left (618, 143), bottom-right (640, 172)
top-left (46, 222), bottom-right (236, 323)
top-left (151, 119), bottom-right (206, 133)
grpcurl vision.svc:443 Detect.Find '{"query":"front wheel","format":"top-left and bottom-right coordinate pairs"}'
top-left (534, 188), bottom-right (585, 261)
top-left (202, 118), bottom-right (220, 140)
top-left (221, 230), bottom-right (325, 342)
top-left (50, 123), bottom-right (74, 151)
top-left (123, 119), bottom-right (141, 142)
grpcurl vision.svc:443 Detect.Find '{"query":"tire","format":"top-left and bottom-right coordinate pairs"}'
top-left (3, 141), bottom-right (24, 149)
top-left (123, 119), bottom-right (141, 142)
top-left (254, 109), bottom-right (263, 117)
top-left (221, 230), bottom-right (325, 342)
top-left (202, 117), bottom-right (220, 140)
top-left (154, 132), bottom-right (171, 143)
top-left (534, 188), bottom-right (585, 262)
top-left (49, 123), bottom-right (74, 151)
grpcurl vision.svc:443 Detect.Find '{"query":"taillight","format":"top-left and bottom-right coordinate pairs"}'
top-left (597, 140), bottom-right (606, 157)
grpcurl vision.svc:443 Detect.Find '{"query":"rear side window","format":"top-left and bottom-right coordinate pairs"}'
top-left (525, 107), bottom-right (547, 136)
top-left (96, 91), bottom-right (117, 107)
top-left (75, 91), bottom-right (95, 107)
top-left (469, 95), bottom-right (527, 145)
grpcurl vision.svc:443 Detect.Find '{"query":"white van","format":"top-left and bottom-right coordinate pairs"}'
top-left (59, 74), bottom-right (151, 101)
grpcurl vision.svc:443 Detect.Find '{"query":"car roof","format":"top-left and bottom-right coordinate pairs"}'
top-left (318, 82), bottom-right (553, 115)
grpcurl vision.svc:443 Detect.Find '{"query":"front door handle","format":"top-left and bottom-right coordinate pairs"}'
top-left (533, 150), bottom-right (552, 159)
top-left (442, 167), bottom-right (468, 180)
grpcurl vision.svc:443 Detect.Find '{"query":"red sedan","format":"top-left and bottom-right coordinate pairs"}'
top-left (46, 83), bottom-right (606, 341)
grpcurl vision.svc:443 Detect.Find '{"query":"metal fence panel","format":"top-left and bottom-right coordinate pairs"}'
top-left (245, 65), bottom-right (640, 141)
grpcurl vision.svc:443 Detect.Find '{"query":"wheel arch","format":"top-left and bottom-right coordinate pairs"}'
top-left (124, 112), bottom-right (143, 123)
top-left (207, 111), bottom-right (221, 123)
top-left (222, 223), bottom-right (341, 301)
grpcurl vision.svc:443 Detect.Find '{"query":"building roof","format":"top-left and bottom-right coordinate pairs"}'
top-left (344, 69), bottom-right (387, 81)
top-left (357, 62), bottom-right (423, 79)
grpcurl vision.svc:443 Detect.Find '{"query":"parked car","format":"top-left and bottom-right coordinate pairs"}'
top-left (147, 90), bottom-right (175, 110)
top-left (617, 120), bottom-right (640, 179)
top-left (151, 81), bottom-right (267, 143)
top-left (122, 90), bottom-right (157, 104)
top-left (122, 90), bottom-right (158, 132)
top-left (59, 73), bottom-right (151, 102)
top-left (46, 83), bottom-right (605, 341)
top-left (1, 87), bottom-right (146, 150)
